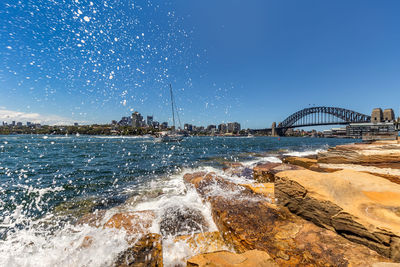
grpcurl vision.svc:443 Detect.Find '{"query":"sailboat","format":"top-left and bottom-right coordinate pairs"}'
top-left (160, 84), bottom-right (184, 142)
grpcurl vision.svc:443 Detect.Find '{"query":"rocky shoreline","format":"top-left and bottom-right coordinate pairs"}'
top-left (77, 139), bottom-right (400, 266)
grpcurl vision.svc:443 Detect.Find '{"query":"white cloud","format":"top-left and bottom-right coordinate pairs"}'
top-left (0, 108), bottom-right (83, 125)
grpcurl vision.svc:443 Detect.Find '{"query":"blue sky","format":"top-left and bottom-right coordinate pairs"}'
top-left (1, 0), bottom-right (399, 128)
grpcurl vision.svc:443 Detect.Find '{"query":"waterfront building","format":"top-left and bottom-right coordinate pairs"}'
top-left (207, 125), bottom-right (216, 132)
top-left (227, 122), bottom-right (241, 133)
top-left (161, 122), bottom-right (168, 129)
top-left (347, 108), bottom-right (397, 140)
top-left (132, 111), bottom-right (143, 128)
top-left (218, 123), bottom-right (227, 133)
top-left (12, 121), bottom-right (16, 126)
top-left (152, 121), bottom-right (160, 129)
top-left (111, 120), bottom-right (118, 125)
top-left (118, 116), bottom-right (132, 126)
top-left (17, 122), bottom-right (23, 127)
top-left (184, 123), bottom-right (193, 132)
top-left (74, 122), bottom-right (79, 126)
top-left (146, 116), bottom-right (153, 127)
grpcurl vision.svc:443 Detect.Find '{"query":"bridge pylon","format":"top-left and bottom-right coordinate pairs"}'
top-left (271, 122), bottom-right (278, 137)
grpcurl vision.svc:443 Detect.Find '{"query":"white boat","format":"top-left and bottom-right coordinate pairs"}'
top-left (161, 133), bottom-right (184, 142)
top-left (160, 84), bottom-right (184, 142)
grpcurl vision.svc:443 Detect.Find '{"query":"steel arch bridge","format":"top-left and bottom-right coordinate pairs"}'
top-left (275, 106), bottom-right (371, 135)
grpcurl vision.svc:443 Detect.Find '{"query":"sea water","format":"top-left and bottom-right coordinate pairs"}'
top-left (0, 135), bottom-right (356, 266)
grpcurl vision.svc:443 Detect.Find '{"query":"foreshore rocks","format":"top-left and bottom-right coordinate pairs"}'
top-left (275, 169), bottom-right (400, 261)
top-left (317, 141), bottom-right (400, 168)
top-left (160, 206), bottom-right (209, 236)
top-left (75, 140), bottom-right (400, 266)
top-left (253, 162), bottom-right (304, 182)
top-left (114, 233), bottom-right (163, 267)
top-left (183, 172), bottom-right (390, 266)
top-left (187, 250), bottom-right (277, 267)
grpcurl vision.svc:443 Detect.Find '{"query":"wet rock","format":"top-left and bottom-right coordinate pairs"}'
top-left (240, 183), bottom-right (274, 202)
top-left (160, 206), bottom-right (208, 236)
top-left (187, 249), bottom-right (277, 267)
top-left (54, 198), bottom-right (99, 219)
top-left (275, 169), bottom-right (400, 261)
top-left (76, 209), bottom-right (107, 227)
top-left (174, 231), bottom-right (229, 255)
top-left (222, 162), bottom-right (243, 170)
top-left (184, 172), bottom-right (391, 266)
top-left (104, 210), bottom-right (155, 237)
top-left (223, 162), bottom-right (254, 180)
top-left (282, 157), bottom-right (317, 169)
top-left (114, 233), bottom-right (163, 267)
top-left (253, 163), bottom-right (303, 183)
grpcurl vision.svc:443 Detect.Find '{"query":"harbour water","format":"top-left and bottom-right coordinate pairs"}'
top-left (0, 135), bottom-right (356, 266)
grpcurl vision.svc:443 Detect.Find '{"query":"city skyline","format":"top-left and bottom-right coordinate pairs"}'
top-left (1, 1), bottom-right (400, 128)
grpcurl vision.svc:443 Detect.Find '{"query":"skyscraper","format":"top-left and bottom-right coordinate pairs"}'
top-left (147, 116), bottom-right (153, 127)
top-left (132, 111), bottom-right (143, 128)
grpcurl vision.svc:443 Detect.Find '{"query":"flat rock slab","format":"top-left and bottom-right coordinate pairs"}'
top-left (317, 163), bottom-right (400, 185)
top-left (104, 211), bottom-right (156, 237)
top-left (114, 233), bottom-right (163, 267)
top-left (317, 142), bottom-right (400, 168)
top-left (240, 183), bottom-right (274, 202)
top-left (275, 169), bottom-right (400, 261)
top-left (282, 157), bottom-right (317, 169)
top-left (184, 172), bottom-right (390, 266)
top-left (187, 249), bottom-right (277, 267)
top-left (174, 231), bottom-right (229, 255)
top-left (253, 163), bottom-right (304, 183)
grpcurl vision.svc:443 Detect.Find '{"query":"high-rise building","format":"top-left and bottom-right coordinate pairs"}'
top-left (132, 111), bottom-right (143, 127)
top-left (218, 123), bottom-right (227, 133)
top-left (161, 122), bottom-right (168, 129)
top-left (207, 125), bottom-right (216, 131)
top-left (184, 123), bottom-right (193, 132)
top-left (227, 122), bottom-right (241, 133)
top-left (152, 121), bottom-right (160, 129)
top-left (147, 116), bottom-right (153, 127)
top-left (118, 116), bottom-right (132, 126)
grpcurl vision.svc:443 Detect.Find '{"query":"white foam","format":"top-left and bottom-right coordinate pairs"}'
top-left (283, 148), bottom-right (325, 157)
top-left (0, 223), bottom-right (129, 267)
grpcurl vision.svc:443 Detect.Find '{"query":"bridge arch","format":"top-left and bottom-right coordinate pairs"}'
top-left (278, 107), bottom-right (371, 134)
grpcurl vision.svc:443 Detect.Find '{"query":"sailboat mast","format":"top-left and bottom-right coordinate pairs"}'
top-left (169, 84), bottom-right (176, 129)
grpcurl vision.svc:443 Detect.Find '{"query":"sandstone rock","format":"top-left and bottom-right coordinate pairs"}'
top-left (114, 233), bottom-right (163, 267)
top-left (104, 210), bottom-right (155, 236)
top-left (317, 163), bottom-right (400, 185)
top-left (223, 162), bottom-right (254, 180)
top-left (160, 206), bottom-right (208, 236)
top-left (187, 250), bottom-right (277, 267)
top-left (76, 209), bottom-right (107, 227)
top-left (275, 169), bottom-right (400, 261)
top-left (253, 163), bottom-right (281, 182)
top-left (174, 231), bottom-right (229, 255)
top-left (317, 142), bottom-right (400, 168)
top-left (79, 236), bottom-right (93, 249)
top-left (282, 157), bottom-right (317, 169)
top-left (253, 163), bottom-right (303, 183)
top-left (240, 183), bottom-right (274, 202)
top-left (222, 162), bottom-right (243, 170)
top-left (184, 172), bottom-right (391, 266)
